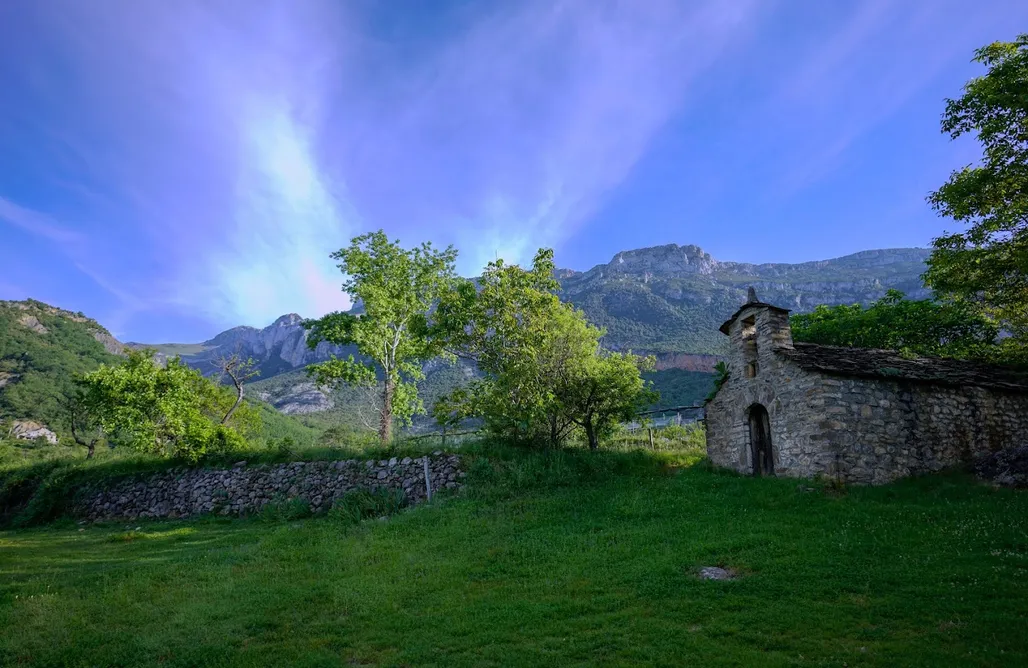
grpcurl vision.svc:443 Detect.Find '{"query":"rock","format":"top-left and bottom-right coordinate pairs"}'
top-left (698, 567), bottom-right (736, 581)
top-left (10, 420), bottom-right (58, 444)
top-left (18, 314), bottom-right (48, 334)
top-left (975, 446), bottom-right (1028, 488)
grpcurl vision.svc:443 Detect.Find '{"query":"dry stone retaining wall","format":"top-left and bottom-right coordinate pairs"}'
top-left (78, 453), bottom-right (464, 522)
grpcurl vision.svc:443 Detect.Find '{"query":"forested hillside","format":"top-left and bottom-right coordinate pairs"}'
top-left (0, 300), bottom-right (124, 436)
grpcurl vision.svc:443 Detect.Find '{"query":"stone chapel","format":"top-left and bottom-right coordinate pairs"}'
top-left (704, 289), bottom-right (1028, 484)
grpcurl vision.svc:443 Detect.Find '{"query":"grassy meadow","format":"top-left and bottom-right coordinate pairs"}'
top-left (1, 444), bottom-right (1027, 667)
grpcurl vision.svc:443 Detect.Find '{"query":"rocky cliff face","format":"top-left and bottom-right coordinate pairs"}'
top-left (145, 314), bottom-right (354, 380)
top-left (559, 245), bottom-right (931, 355)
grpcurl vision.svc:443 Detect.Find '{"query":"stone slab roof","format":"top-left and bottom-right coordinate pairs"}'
top-left (777, 342), bottom-right (1028, 393)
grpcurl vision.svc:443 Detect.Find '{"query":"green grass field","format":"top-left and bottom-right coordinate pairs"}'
top-left (1, 449), bottom-right (1027, 667)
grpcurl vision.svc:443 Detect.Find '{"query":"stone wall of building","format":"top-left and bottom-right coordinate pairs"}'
top-left (77, 453), bottom-right (464, 522)
top-left (815, 378), bottom-right (1028, 484)
top-left (707, 361), bottom-right (1028, 485)
top-left (705, 356), bottom-right (834, 478)
top-left (707, 302), bottom-right (837, 477)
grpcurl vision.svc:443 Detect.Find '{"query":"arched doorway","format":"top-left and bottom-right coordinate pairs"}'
top-left (748, 404), bottom-right (774, 476)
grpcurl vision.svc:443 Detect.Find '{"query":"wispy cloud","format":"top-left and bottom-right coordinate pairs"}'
top-left (4, 0), bottom-right (1022, 341)
top-left (0, 196), bottom-right (81, 245)
top-left (2, 0), bottom-right (760, 330)
top-left (339, 1), bottom-right (762, 273)
top-left (766, 0), bottom-right (1010, 199)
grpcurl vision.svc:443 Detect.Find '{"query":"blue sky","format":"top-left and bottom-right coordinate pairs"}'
top-left (1, 1), bottom-right (1024, 343)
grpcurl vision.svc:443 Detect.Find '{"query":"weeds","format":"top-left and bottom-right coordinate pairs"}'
top-left (328, 488), bottom-right (408, 525)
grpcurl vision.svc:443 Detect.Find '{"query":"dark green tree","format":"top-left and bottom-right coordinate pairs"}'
top-left (925, 34), bottom-right (1028, 359)
top-left (790, 290), bottom-right (999, 361)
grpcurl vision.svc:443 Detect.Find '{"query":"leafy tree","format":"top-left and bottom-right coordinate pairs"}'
top-left (562, 350), bottom-right (657, 450)
top-left (435, 249), bottom-right (565, 443)
top-left (305, 231), bottom-right (458, 444)
top-left (435, 249), bottom-right (655, 448)
top-left (790, 290), bottom-right (999, 360)
top-left (78, 350), bottom-right (254, 461)
top-left (925, 34), bottom-right (1028, 357)
top-left (62, 391), bottom-right (104, 459)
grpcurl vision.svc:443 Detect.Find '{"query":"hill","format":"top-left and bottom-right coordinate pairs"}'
top-left (0, 300), bottom-right (319, 458)
top-left (149, 245), bottom-right (930, 377)
top-left (0, 300), bottom-right (125, 439)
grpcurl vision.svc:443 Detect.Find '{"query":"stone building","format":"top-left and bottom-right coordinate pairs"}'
top-left (705, 289), bottom-right (1028, 484)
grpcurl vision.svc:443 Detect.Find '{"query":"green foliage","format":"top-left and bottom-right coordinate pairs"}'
top-left (78, 350), bottom-right (255, 461)
top-left (259, 497), bottom-right (313, 522)
top-left (436, 250), bottom-right (655, 448)
top-left (328, 487), bottom-right (408, 525)
top-left (790, 290), bottom-right (1006, 362)
top-left (642, 369), bottom-right (715, 409)
top-left (305, 231), bottom-right (458, 444)
top-left (0, 300), bottom-right (122, 441)
top-left (605, 422), bottom-right (708, 457)
top-left (705, 361), bottom-right (730, 403)
top-left (925, 34), bottom-right (1028, 357)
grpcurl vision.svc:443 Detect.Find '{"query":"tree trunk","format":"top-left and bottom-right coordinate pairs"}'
top-left (86, 442), bottom-right (95, 459)
top-left (549, 415), bottom-right (559, 449)
top-left (585, 418), bottom-right (599, 451)
top-left (380, 377), bottom-right (395, 444)
top-left (221, 378), bottom-right (244, 425)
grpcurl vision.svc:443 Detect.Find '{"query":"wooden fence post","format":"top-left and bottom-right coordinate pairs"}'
top-left (423, 455), bottom-right (433, 501)
top-left (648, 428), bottom-right (654, 450)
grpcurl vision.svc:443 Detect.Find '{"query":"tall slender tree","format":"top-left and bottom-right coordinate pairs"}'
top-left (305, 231), bottom-right (458, 444)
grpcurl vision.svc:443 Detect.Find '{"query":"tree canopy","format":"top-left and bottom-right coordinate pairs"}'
top-left (305, 231), bottom-right (458, 444)
top-left (925, 34), bottom-right (1028, 359)
top-left (434, 249), bottom-right (655, 447)
top-left (790, 290), bottom-right (1000, 361)
top-left (78, 350), bottom-right (257, 461)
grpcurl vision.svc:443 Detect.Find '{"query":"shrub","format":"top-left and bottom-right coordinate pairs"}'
top-left (329, 487), bottom-right (408, 525)
top-left (259, 497), bottom-right (313, 522)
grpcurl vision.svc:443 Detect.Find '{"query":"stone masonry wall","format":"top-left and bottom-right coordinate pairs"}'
top-left (706, 304), bottom-right (836, 477)
top-left (706, 353), bottom-right (832, 478)
top-left (705, 302), bottom-right (1028, 484)
top-left (707, 354), bottom-right (1028, 484)
top-left (814, 378), bottom-right (1028, 484)
top-left (78, 453), bottom-right (464, 522)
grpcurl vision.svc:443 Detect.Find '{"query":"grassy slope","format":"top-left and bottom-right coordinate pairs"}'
top-left (1, 453), bottom-right (1026, 666)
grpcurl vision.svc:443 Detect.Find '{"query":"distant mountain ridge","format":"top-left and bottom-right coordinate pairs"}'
top-left (129, 314), bottom-right (355, 381)
top-left (559, 245), bottom-right (931, 355)
top-left (128, 243), bottom-right (931, 415)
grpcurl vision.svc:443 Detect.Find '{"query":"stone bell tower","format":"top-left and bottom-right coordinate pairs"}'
top-left (718, 288), bottom-right (793, 380)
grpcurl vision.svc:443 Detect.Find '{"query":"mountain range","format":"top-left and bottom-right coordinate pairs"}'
top-left (127, 243), bottom-right (931, 415)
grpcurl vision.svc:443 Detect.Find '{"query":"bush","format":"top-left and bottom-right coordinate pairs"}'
top-left (329, 487), bottom-right (408, 525)
top-left (259, 497), bottom-right (313, 522)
